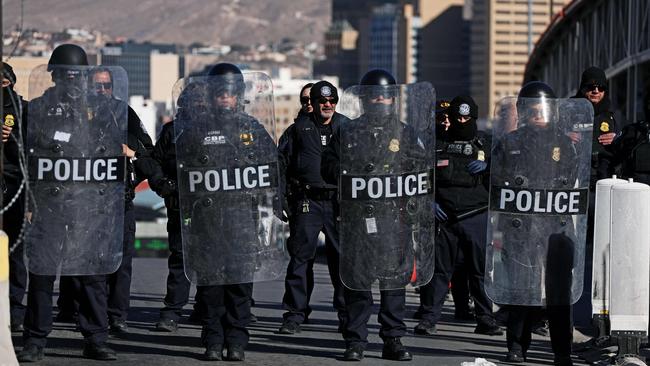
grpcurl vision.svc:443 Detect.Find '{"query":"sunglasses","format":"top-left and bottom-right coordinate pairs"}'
top-left (95, 82), bottom-right (113, 90)
top-left (318, 97), bottom-right (338, 105)
top-left (300, 96), bottom-right (310, 104)
top-left (586, 84), bottom-right (605, 93)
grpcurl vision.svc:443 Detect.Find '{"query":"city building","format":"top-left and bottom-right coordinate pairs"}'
top-left (99, 42), bottom-right (184, 104)
top-left (469, 0), bottom-right (570, 119)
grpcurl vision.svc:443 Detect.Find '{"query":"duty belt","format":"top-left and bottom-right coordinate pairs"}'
top-left (303, 186), bottom-right (336, 201)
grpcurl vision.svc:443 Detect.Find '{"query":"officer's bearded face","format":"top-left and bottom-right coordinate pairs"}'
top-left (316, 96), bottom-right (337, 120)
top-left (215, 92), bottom-right (237, 109)
top-left (93, 71), bottom-right (113, 98)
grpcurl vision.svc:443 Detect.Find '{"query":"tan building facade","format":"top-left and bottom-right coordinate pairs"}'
top-left (470, 0), bottom-right (570, 118)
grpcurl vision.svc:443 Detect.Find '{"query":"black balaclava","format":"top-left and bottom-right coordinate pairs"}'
top-left (447, 95), bottom-right (478, 141)
top-left (2, 62), bottom-right (17, 106)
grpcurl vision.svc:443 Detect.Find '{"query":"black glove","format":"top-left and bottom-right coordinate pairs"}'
top-left (154, 178), bottom-right (177, 198)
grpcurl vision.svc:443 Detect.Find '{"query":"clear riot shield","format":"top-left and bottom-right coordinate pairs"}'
top-left (337, 82), bottom-right (436, 291)
top-left (172, 72), bottom-right (287, 286)
top-left (25, 65), bottom-right (128, 275)
top-left (486, 97), bottom-right (593, 306)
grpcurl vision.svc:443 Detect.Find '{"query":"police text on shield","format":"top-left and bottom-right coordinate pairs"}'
top-left (490, 186), bottom-right (589, 215)
top-left (32, 157), bottom-right (126, 182)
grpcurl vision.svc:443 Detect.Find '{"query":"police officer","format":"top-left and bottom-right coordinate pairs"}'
top-left (414, 95), bottom-right (502, 337)
top-left (571, 67), bottom-right (621, 331)
top-left (2, 61), bottom-right (29, 333)
top-left (17, 44), bottom-right (123, 362)
top-left (88, 66), bottom-right (163, 334)
top-left (321, 69), bottom-right (420, 361)
top-left (151, 84), bottom-right (206, 332)
top-left (491, 81), bottom-right (579, 365)
top-left (174, 62), bottom-right (275, 361)
top-left (278, 80), bottom-right (348, 334)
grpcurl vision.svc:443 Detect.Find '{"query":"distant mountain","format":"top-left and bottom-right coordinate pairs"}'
top-left (2, 0), bottom-right (331, 46)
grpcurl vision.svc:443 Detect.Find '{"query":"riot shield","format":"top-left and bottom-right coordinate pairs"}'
top-left (25, 65), bottom-right (128, 275)
top-left (485, 97), bottom-right (593, 306)
top-left (172, 72), bottom-right (287, 286)
top-left (337, 82), bottom-right (436, 291)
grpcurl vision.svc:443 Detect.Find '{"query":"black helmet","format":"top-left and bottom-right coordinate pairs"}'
top-left (517, 81), bottom-right (557, 128)
top-left (360, 69), bottom-right (396, 86)
top-left (360, 69), bottom-right (398, 120)
top-left (207, 62), bottom-right (245, 97)
top-left (518, 81), bottom-right (556, 99)
top-left (48, 44), bottom-right (89, 70)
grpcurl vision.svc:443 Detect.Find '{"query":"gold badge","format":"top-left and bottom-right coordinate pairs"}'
top-left (240, 132), bottom-right (254, 145)
top-left (477, 150), bottom-right (485, 161)
top-left (4, 114), bottom-right (14, 127)
top-left (389, 138), bottom-right (400, 152)
top-left (87, 108), bottom-right (94, 121)
top-left (552, 147), bottom-right (561, 162)
top-left (599, 121), bottom-right (610, 132)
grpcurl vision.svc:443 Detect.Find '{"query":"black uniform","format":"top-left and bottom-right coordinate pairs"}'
top-left (2, 84), bottom-right (28, 330)
top-left (321, 115), bottom-right (425, 349)
top-left (53, 102), bottom-right (162, 330)
top-left (151, 121), bottom-right (204, 325)
top-left (173, 98), bottom-right (276, 353)
top-left (491, 124), bottom-right (578, 364)
top-left (22, 82), bottom-right (125, 352)
top-left (572, 67), bottom-right (621, 331)
top-left (417, 95), bottom-right (499, 336)
top-left (419, 133), bottom-right (494, 320)
top-left (279, 110), bottom-right (348, 328)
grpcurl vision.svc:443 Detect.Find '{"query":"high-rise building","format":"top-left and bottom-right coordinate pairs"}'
top-left (469, 0), bottom-right (570, 119)
top-left (100, 42), bottom-right (184, 103)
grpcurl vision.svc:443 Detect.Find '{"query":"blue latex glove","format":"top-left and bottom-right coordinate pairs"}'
top-left (434, 203), bottom-right (448, 222)
top-left (467, 160), bottom-right (488, 175)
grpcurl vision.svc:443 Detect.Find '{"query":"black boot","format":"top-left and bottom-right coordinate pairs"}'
top-left (382, 338), bottom-right (413, 361)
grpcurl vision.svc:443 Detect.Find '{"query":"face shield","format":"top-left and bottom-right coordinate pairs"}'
top-left (517, 96), bottom-right (557, 129)
top-left (360, 84), bottom-right (399, 121)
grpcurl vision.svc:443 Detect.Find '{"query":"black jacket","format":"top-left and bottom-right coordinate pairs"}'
top-left (150, 121), bottom-right (179, 212)
top-left (435, 132), bottom-right (491, 218)
top-left (572, 94), bottom-right (622, 183)
top-left (2, 92), bottom-right (28, 184)
top-left (125, 105), bottom-right (163, 204)
top-left (279, 111), bottom-right (349, 194)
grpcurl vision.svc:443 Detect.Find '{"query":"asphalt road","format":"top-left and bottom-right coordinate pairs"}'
top-left (9, 257), bottom-right (592, 366)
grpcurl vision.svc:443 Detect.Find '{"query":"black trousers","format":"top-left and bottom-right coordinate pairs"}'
top-left (343, 288), bottom-right (406, 347)
top-left (24, 273), bottom-right (109, 347)
top-left (5, 180), bottom-right (27, 325)
top-left (107, 205), bottom-right (135, 322)
top-left (56, 206), bottom-right (137, 323)
top-left (282, 198), bottom-right (346, 325)
top-left (506, 305), bottom-right (573, 361)
top-left (160, 211), bottom-right (204, 321)
top-left (200, 283), bottom-right (252, 349)
top-left (418, 212), bottom-right (494, 324)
